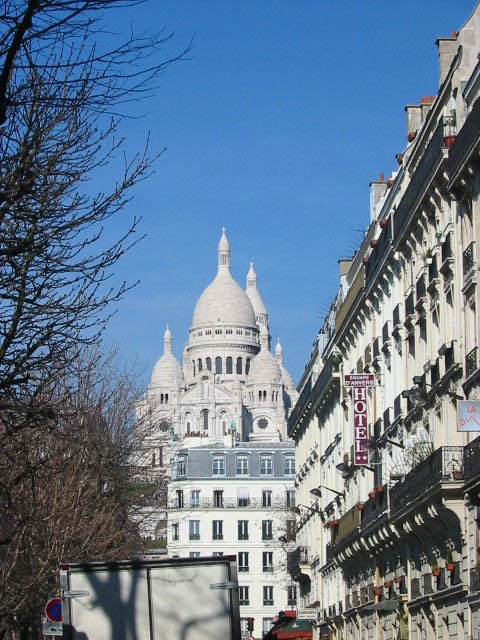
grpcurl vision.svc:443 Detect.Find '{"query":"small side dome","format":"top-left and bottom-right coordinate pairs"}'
top-left (150, 325), bottom-right (184, 389)
top-left (248, 326), bottom-right (282, 383)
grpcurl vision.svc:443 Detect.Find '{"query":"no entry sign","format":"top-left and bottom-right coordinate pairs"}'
top-left (45, 598), bottom-right (62, 623)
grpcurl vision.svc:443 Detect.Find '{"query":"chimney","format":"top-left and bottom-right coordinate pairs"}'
top-left (420, 96), bottom-right (435, 121)
top-left (436, 34), bottom-right (457, 86)
top-left (369, 177), bottom-right (388, 222)
top-left (405, 105), bottom-right (422, 142)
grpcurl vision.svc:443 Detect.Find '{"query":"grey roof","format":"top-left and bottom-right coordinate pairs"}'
top-left (172, 442), bottom-right (295, 480)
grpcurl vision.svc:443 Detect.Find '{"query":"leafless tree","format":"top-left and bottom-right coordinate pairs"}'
top-left (0, 345), bottom-right (161, 638)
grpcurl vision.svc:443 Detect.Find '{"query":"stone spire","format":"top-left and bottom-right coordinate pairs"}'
top-left (275, 338), bottom-right (283, 364)
top-left (164, 324), bottom-right (172, 352)
top-left (218, 227), bottom-right (230, 271)
top-left (246, 262), bottom-right (257, 288)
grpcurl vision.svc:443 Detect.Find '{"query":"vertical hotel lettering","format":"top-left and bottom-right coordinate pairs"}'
top-left (344, 374), bottom-right (375, 466)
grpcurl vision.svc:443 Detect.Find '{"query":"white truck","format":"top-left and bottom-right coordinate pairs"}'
top-left (59, 555), bottom-right (241, 640)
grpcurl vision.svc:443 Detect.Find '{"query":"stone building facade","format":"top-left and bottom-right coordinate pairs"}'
top-left (288, 5), bottom-right (480, 640)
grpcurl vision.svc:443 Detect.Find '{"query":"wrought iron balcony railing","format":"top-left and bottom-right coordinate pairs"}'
top-left (390, 446), bottom-right (464, 515)
top-left (463, 241), bottom-right (475, 278)
top-left (464, 435), bottom-right (480, 483)
top-left (169, 497), bottom-right (288, 510)
top-left (466, 346), bottom-right (478, 379)
top-left (287, 546), bottom-right (310, 578)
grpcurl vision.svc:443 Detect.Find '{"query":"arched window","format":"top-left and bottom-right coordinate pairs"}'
top-left (185, 412), bottom-right (192, 434)
top-left (236, 357), bottom-right (242, 374)
top-left (215, 357), bottom-right (222, 374)
top-left (206, 357), bottom-right (212, 371)
top-left (220, 411), bottom-right (228, 435)
top-left (226, 357), bottom-right (232, 374)
top-left (246, 358), bottom-right (251, 375)
top-left (152, 452), bottom-right (156, 467)
top-left (201, 409), bottom-right (209, 431)
top-left (198, 358), bottom-right (203, 372)
top-left (263, 390), bottom-right (266, 401)
top-left (165, 393), bottom-right (169, 403)
top-left (259, 390), bottom-right (262, 402)
top-left (193, 361), bottom-right (196, 377)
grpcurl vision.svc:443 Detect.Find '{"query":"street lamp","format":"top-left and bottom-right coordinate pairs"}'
top-left (335, 462), bottom-right (354, 478)
top-left (310, 486), bottom-right (345, 498)
top-left (364, 438), bottom-right (404, 451)
top-left (290, 504), bottom-right (321, 515)
top-left (402, 380), bottom-right (463, 408)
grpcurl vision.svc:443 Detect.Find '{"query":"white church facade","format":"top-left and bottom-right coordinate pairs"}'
top-left (136, 229), bottom-right (298, 448)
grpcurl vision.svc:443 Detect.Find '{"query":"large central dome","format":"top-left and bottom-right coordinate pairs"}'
top-left (192, 229), bottom-right (257, 328)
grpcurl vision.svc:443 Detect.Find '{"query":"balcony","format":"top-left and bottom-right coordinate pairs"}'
top-left (360, 487), bottom-right (388, 530)
top-left (427, 256), bottom-right (440, 294)
top-left (448, 97), bottom-right (480, 194)
top-left (466, 346), bottom-right (478, 379)
top-left (393, 393), bottom-right (404, 421)
top-left (464, 435), bottom-right (480, 484)
top-left (394, 118), bottom-right (447, 238)
top-left (382, 321), bottom-right (391, 349)
top-left (463, 241), bottom-right (475, 278)
top-left (392, 303), bottom-right (402, 332)
top-left (415, 275), bottom-right (427, 316)
top-left (170, 497), bottom-right (288, 509)
top-left (404, 291), bottom-right (416, 326)
top-left (390, 446), bottom-right (464, 516)
top-left (288, 375), bottom-right (312, 436)
top-left (440, 233), bottom-right (454, 275)
top-left (288, 546), bottom-right (311, 583)
top-left (373, 336), bottom-right (381, 360)
top-left (331, 505), bottom-right (361, 549)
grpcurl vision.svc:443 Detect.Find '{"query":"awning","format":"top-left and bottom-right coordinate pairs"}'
top-left (276, 619), bottom-right (313, 639)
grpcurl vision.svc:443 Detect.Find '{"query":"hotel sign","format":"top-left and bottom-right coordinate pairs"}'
top-left (345, 374), bottom-right (374, 465)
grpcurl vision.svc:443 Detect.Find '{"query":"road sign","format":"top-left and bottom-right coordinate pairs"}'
top-left (245, 636), bottom-right (255, 640)
top-left (42, 616), bottom-right (63, 636)
top-left (297, 608), bottom-right (317, 620)
top-left (45, 598), bottom-right (62, 623)
top-left (457, 400), bottom-right (480, 431)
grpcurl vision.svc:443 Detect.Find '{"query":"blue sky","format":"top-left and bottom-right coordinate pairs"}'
top-left (100, 0), bottom-right (474, 385)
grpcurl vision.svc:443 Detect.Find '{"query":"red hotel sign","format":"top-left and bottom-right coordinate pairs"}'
top-left (344, 374), bottom-right (374, 465)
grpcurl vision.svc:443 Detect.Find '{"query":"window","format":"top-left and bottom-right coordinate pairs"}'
top-left (206, 357), bottom-right (212, 370)
top-left (263, 551), bottom-right (273, 572)
top-left (237, 487), bottom-right (249, 507)
top-left (262, 490), bottom-right (272, 507)
top-left (263, 619), bottom-right (274, 636)
top-left (189, 552), bottom-right (200, 558)
top-left (246, 358), bottom-right (250, 375)
top-left (213, 489), bottom-right (224, 508)
top-left (215, 357), bottom-right (222, 374)
top-left (198, 358), bottom-right (202, 372)
top-left (284, 455), bottom-right (295, 475)
top-left (226, 356), bottom-right (233, 374)
top-left (286, 519), bottom-right (296, 542)
top-left (263, 586), bottom-right (274, 606)
top-left (178, 457), bottom-right (186, 476)
top-left (236, 455), bottom-right (249, 475)
top-left (239, 586), bottom-right (250, 606)
top-left (286, 489), bottom-right (295, 508)
top-left (158, 446), bottom-right (163, 467)
top-left (212, 520), bottom-right (223, 540)
top-left (191, 489), bottom-right (200, 508)
top-left (236, 357), bottom-right (242, 374)
top-left (201, 408), bottom-right (209, 431)
top-left (287, 585), bottom-right (297, 606)
top-left (189, 520), bottom-right (200, 541)
top-left (260, 455), bottom-right (273, 476)
top-left (240, 619), bottom-right (249, 636)
top-left (238, 552), bottom-right (249, 572)
top-left (172, 522), bottom-right (179, 541)
top-left (238, 520), bottom-right (249, 540)
top-left (175, 489), bottom-right (184, 508)
top-left (212, 552), bottom-right (224, 557)
top-left (212, 455), bottom-right (225, 476)
top-left (262, 520), bottom-right (273, 540)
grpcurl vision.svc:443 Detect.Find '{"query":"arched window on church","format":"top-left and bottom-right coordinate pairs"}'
top-left (272, 391), bottom-right (275, 402)
top-left (263, 390), bottom-right (266, 401)
top-left (185, 412), bottom-right (192, 434)
top-left (220, 410), bottom-right (228, 435)
top-left (165, 393), bottom-right (169, 403)
top-left (226, 357), bottom-right (232, 374)
top-left (193, 360), bottom-right (196, 377)
top-left (258, 390), bottom-right (262, 402)
top-left (160, 393), bottom-right (163, 404)
top-left (198, 358), bottom-right (202, 372)
top-left (245, 358), bottom-right (251, 375)
top-left (236, 357), bottom-right (242, 374)
top-left (152, 452), bottom-right (156, 467)
top-left (201, 409), bottom-right (209, 431)
top-left (215, 357), bottom-right (222, 374)
top-left (206, 357), bottom-right (212, 371)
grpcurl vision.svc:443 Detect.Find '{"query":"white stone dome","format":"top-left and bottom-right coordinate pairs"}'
top-left (248, 327), bottom-right (282, 383)
top-left (150, 326), bottom-right (184, 389)
top-left (192, 229), bottom-right (257, 328)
